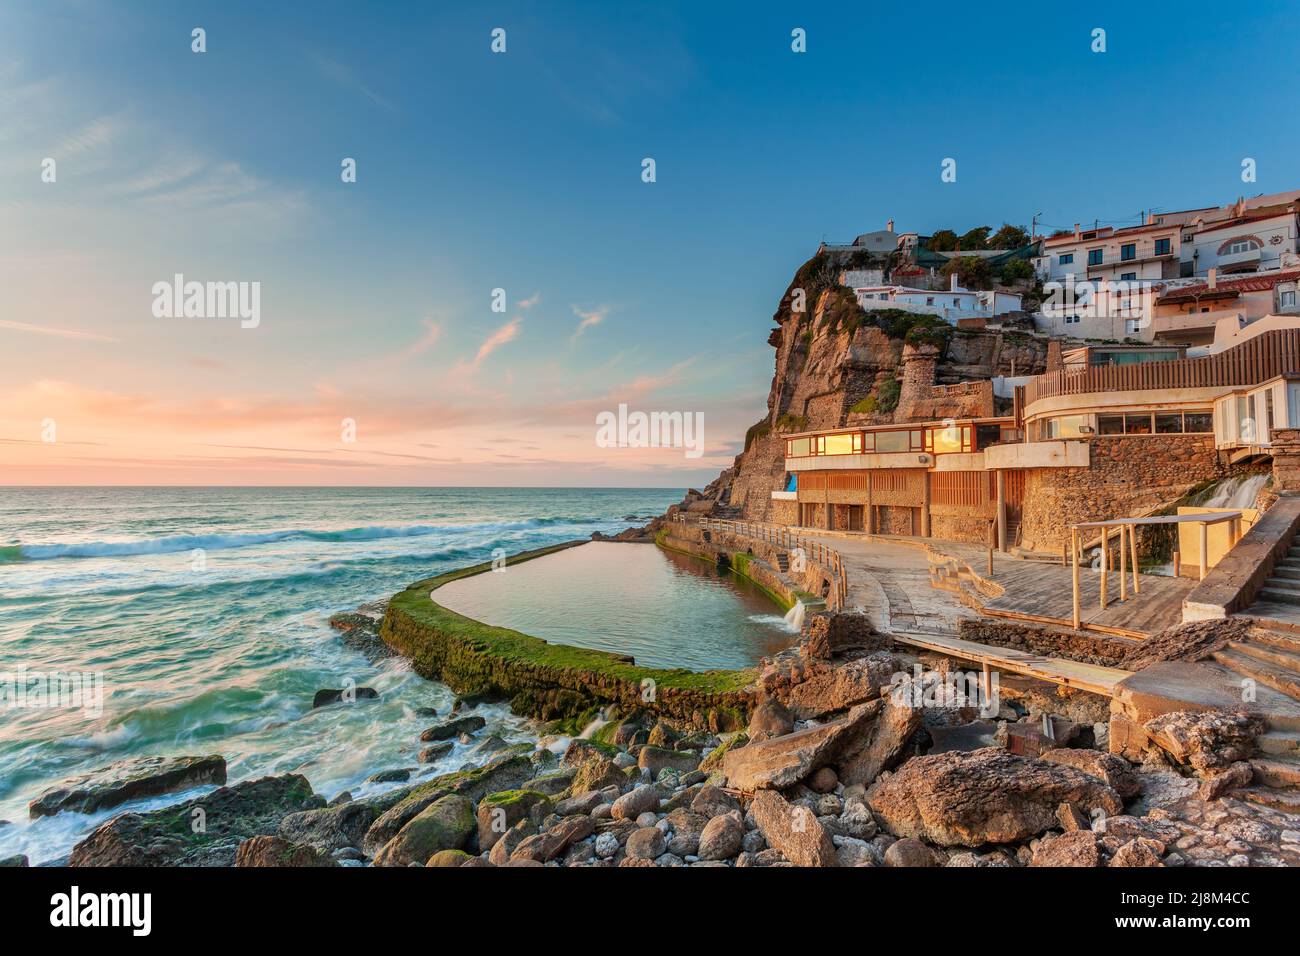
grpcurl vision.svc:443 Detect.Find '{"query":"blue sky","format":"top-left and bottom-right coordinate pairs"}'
top-left (3, 0), bottom-right (1299, 485)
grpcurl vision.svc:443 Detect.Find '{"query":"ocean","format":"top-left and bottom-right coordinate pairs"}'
top-left (0, 486), bottom-right (694, 864)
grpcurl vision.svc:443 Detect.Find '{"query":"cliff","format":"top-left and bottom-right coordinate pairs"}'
top-left (699, 252), bottom-right (1053, 522)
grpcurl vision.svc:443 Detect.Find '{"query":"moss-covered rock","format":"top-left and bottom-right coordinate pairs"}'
top-left (373, 794), bottom-right (476, 867)
top-left (426, 848), bottom-right (473, 867)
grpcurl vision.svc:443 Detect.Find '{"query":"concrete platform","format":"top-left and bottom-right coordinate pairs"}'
top-left (1112, 660), bottom-right (1300, 732)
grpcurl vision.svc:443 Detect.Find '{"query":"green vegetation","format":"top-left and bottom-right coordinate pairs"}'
top-left (775, 412), bottom-right (808, 432)
top-left (744, 419), bottom-right (771, 451)
top-left (926, 223), bottom-right (1029, 252)
top-left (940, 255), bottom-right (994, 290)
top-left (999, 258), bottom-right (1035, 285)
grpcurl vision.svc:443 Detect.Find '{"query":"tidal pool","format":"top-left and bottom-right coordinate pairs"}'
top-left (435, 541), bottom-right (799, 670)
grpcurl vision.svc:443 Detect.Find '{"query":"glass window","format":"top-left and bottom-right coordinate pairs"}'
top-left (1282, 290), bottom-right (1297, 307)
top-left (1088, 249), bottom-right (1104, 265)
top-left (823, 433), bottom-right (855, 455)
top-left (931, 424), bottom-right (966, 454)
top-left (1097, 415), bottom-right (1125, 435)
top-left (874, 430), bottom-right (913, 453)
top-left (1125, 413), bottom-right (1153, 435)
top-left (1184, 412), bottom-right (1213, 433)
top-left (788, 438), bottom-right (810, 457)
top-left (975, 423), bottom-right (1002, 449)
top-left (1059, 253), bottom-right (1074, 265)
top-left (1154, 237), bottom-right (1171, 255)
top-left (1154, 413), bottom-right (1183, 433)
top-left (1121, 243), bottom-right (1136, 261)
top-left (1047, 414), bottom-right (1090, 439)
top-left (1120, 272), bottom-right (1137, 281)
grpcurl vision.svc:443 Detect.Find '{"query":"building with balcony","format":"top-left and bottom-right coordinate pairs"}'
top-left (1182, 212), bottom-right (1299, 276)
top-left (1034, 222), bottom-right (1181, 285)
top-left (1150, 269), bottom-right (1300, 346)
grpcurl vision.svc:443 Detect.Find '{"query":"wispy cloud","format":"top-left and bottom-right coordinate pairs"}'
top-left (518, 291), bottom-right (541, 309)
top-left (0, 319), bottom-right (117, 342)
top-left (312, 52), bottom-right (397, 113)
top-left (571, 304), bottom-right (610, 340)
top-left (388, 318), bottom-right (442, 363)
top-left (470, 317), bottom-right (522, 369)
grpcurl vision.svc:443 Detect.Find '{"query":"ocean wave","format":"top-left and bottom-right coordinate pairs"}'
top-left (5, 517), bottom-right (598, 561)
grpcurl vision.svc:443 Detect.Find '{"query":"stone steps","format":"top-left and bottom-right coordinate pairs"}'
top-left (1249, 755), bottom-right (1300, 789)
top-left (1239, 785), bottom-right (1300, 812)
top-left (1230, 639), bottom-right (1300, 673)
top-left (1258, 729), bottom-right (1300, 756)
top-left (1272, 564), bottom-right (1300, 580)
top-left (1212, 647), bottom-right (1300, 701)
top-left (1256, 586), bottom-right (1300, 607)
top-left (1265, 576), bottom-right (1300, 594)
top-left (1251, 627), bottom-right (1300, 654)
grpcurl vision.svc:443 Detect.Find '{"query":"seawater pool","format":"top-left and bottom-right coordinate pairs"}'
top-left (435, 541), bottom-right (799, 671)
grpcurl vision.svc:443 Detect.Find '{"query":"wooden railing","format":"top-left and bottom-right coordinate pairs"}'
top-left (1023, 328), bottom-right (1300, 406)
top-left (672, 513), bottom-right (849, 608)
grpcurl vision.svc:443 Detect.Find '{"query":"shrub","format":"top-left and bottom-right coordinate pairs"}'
top-left (775, 413), bottom-right (808, 432)
top-left (744, 420), bottom-right (771, 451)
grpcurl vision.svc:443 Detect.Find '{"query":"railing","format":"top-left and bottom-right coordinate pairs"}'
top-left (672, 513), bottom-right (849, 608)
top-left (1023, 328), bottom-right (1300, 406)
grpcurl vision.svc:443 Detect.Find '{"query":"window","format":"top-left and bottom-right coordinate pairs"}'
top-left (1059, 253), bottom-right (1074, 265)
top-left (1045, 415), bottom-right (1090, 439)
top-left (1124, 413), bottom-right (1153, 435)
top-left (873, 429), bottom-right (921, 453)
top-left (1120, 272), bottom-right (1137, 281)
top-left (823, 433), bottom-right (856, 456)
top-left (788, 438), bottom-right (810, 457)
top-left (1120, 243), bottom-right (1136, 261)
top-left (925, 297), bottom-right (935, 306)
top-left (1225, 238), bottom-right (1260, 256)
top-left (975, 423), bottom-right (1003, 449)
top-left (1281, 290), bottom-right (1297, 308)
top-left (1088, 249), bottom-right (1104, 265)
top-left (1154, 237), bottom-right (1171, 255)
top-left (1064, 314), bottom-right (1080, 324)
top-left (1097, 415), bottom-right (1124, 435)
top-left (1154, 413), bottom-right (1183, 434)
top-left (1184, 412), bottom-right (1213, 433)
top-left (929, 424), bottom-right (970, 454)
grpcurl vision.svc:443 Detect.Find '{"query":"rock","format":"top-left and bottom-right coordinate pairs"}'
top-left (883, 837), bottom-right (939, 867)
top-left (420, 715), bottom-right (486, 742)
top-left (741, 829), bottom-right (766, 854)
top-left (611, 784), bottom-right (660, 821)
top-left (594, 832), bottom-right (619, 858)
top-left (1040, 748), bottom-right (1140, 799)
top-left (69, 774), bottom-right (325, 867)
top-left (0, 855), bottom-right (28, 867)
top-left (748, 698), bottom-right (795, 742)
top-left (365, 768), bottom-right (413, 784)
top-left (625, 827), bottom-right (667, 860)
top-left (521, 769), bottom-right (578, 796)
top-left (838, 798), bottom-right (877, 840)
top-left (1056, 802), bottom-right (1090, 832)
top-left (362, 753), bottom-right (532, 853)
top-left (510, 816), bottom-right (595, 863)
top-left (721, 701), bottom-right (879, 791)
top-left (836, 839), bottom-right (877, 866)
top-left (690, 785), bottom-right (741, 819)
top-left (1030, 831), bottom-right (1100, 867)
top-left (278, 800), bottom-right (377, 854)
top-left (808, 766), bottom-right (839, 794)
top-left (372, 794), bottom-right (475, 867)
top-left (700, 733), bottom-right (748, 774)
top-left (1198, 761), bottom-right (1254, 800)
top-left (749, 789), bottom-right (837, 867)
top-left (312, 687), bottom-right (379, 708)
top-left (29, 754), bottom-right (227, 818)
top-left (835, 697), bottom-right (923, 787)
top-left (635, 811), bottom-right (658, 828)
top-left (637, 746), bottom-right (699, 776)
top-left (768, 654), bottom-right (897, 720)
top-left (697, 813), bottom-right (744, 860)
top-left (418, 743), bottom-right (454, 764)
top-left (866, 748), bottom-right (1124, 847)
top-left (555, 791), bottom-right (604, 816)
top-left (566, 743), bottom-right (627, 794)
top-left (1109, 837), bottom-right (1165, 867)
top-left (1143, 711), bottom-right (1264, 774)
top-left (476, 790), bottom-right (552, 852)
top-left (426, 848), bottom-right (472, 867)
top-left (664, 808), bottom-right (709, 856)
top-left (234, 835), bottom-right (336, 867)
top-left (488, 819), bottom-right (537, 865)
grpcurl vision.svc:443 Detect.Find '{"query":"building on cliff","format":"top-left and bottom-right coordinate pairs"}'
top-left (764, 323), bottom-right (1300, 559)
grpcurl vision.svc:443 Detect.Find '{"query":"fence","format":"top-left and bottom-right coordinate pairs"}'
top-left (1023, 328), bottom-right (1300, 406)
top-left (672, 513), bottom-right (849, 608)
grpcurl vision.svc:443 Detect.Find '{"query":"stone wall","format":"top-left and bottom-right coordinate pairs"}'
top-left (930, 513), bottom-right (994, 546)
top-left (956, 618), bottom-right (1133, 667)
top-left (1019, 435), bottom-right (1225, 554)
top-left (1272, 428), bottom-right (1300, 493)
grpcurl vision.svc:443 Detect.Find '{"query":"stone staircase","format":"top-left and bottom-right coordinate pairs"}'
top-left (775, 552), bottom-right (790, 573)
top-left (1252, 536), bottom-right (1300, 607)
top-left (1212, 624), bottom-right (1300, 793)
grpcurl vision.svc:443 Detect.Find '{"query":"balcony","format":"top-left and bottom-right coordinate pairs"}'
top-left (1218, 246), bottom-right (1263, 270)
top-left (1150, 309), bottom-right (1243, 341)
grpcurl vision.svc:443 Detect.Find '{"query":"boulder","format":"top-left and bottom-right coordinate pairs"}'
top-left (866, 748), bottom-right (1124, 847)
top-left (365, 768), bottom-right (413, 784)
top-left (488, 819), bottom-right (537, 865)
top-left (1056, 802), bottom-right (1090, 832)
top-left (312, 687), bottom-right (379, 708)
top-left (372, 794), bottom-right (475, 867)
top-left (1198, 760), bottom-right (1254, 801)
top-left (747, 698), bottom-right (795, 742)
top-left (699, 733), bottom-right (747, 774)
top-left (476, 790), bottom-right (552, 852)
top-left (697, 813), bottom-right (744, 860)
top-left (722, 701), bottom-right (880, 791)
top-left (418, 743), bottom-right (454, 764)
top-left (362, 753), bottom-right (531, 853)
top-left (749, 789), bottom-right (837, 867)
top-left (29, 754), bottom-right (227, 818)
top-left (835, 697), bottom-right (922, 787)
top-left (883, 837), bottom-right (939, 867)
top-left (690, 785), bottom-right (741, 819)
top-left (234, 835), bottom-right (336, 867)
top-left (1040, 748), bottom-right (1140, 800)
top-left (419, 715), bottom-right (486, 742)
top-left (637, 746), bottom-right (699, 776)
top-left (1109, 837), bottom-right (1165, 867)
top-left (625, 827), bottom-right (667, 860)
top-left (69, 774), bottom-right (325, 867)
top-left (1030, 831), bottom-right (1100, 867)
top-left (278, 799), bottom-right (377, 854)
top-left (664, 808), bottom-right (709, 857)
top-left (610, 784), bottom-right (660, 821)
top-left (426, 849), bottom-right (472, 867)
top-left (1143, 711), bottom-right (1264, 774)
top-left (510, 816), bottom-right (595, 863)
top-left (807, 766), bottom-right (839, 794)
top-left (771, 656), bottom-right (897, 720)
top-left (0, 855), bottom-right (27, 867)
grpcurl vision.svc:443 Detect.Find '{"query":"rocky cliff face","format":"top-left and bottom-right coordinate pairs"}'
top-left (701, 253), bottom-right (1051, 522)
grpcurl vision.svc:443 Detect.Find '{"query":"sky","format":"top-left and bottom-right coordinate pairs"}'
top-left (3, 0), bottom-right (1300, 486)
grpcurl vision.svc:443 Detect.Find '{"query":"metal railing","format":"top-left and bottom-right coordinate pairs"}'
top-left (672, 513), bottom-right (849, 608)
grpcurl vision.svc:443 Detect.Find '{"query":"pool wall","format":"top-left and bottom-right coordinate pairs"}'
top-left (655, 524), bottom-right (829, 614)
top-left (378, 541), bottom-right (755, 731)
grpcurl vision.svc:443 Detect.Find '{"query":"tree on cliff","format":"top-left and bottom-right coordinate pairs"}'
top-left (940, 255), bottom-right (994, 290)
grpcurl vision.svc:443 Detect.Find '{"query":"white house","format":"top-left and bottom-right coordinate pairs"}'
top-left (1034, 222), bottom-right (1181, 284)
top-left (854, 275), bottom-right (1022, 325)
top-left (1182, 212), bottom-right (1299, 276)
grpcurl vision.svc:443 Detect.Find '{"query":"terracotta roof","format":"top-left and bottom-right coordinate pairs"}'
top-left (1191, 211), bottom-right (1296, 236)
top-left (1157, 269), bottom-right (1300, 303)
